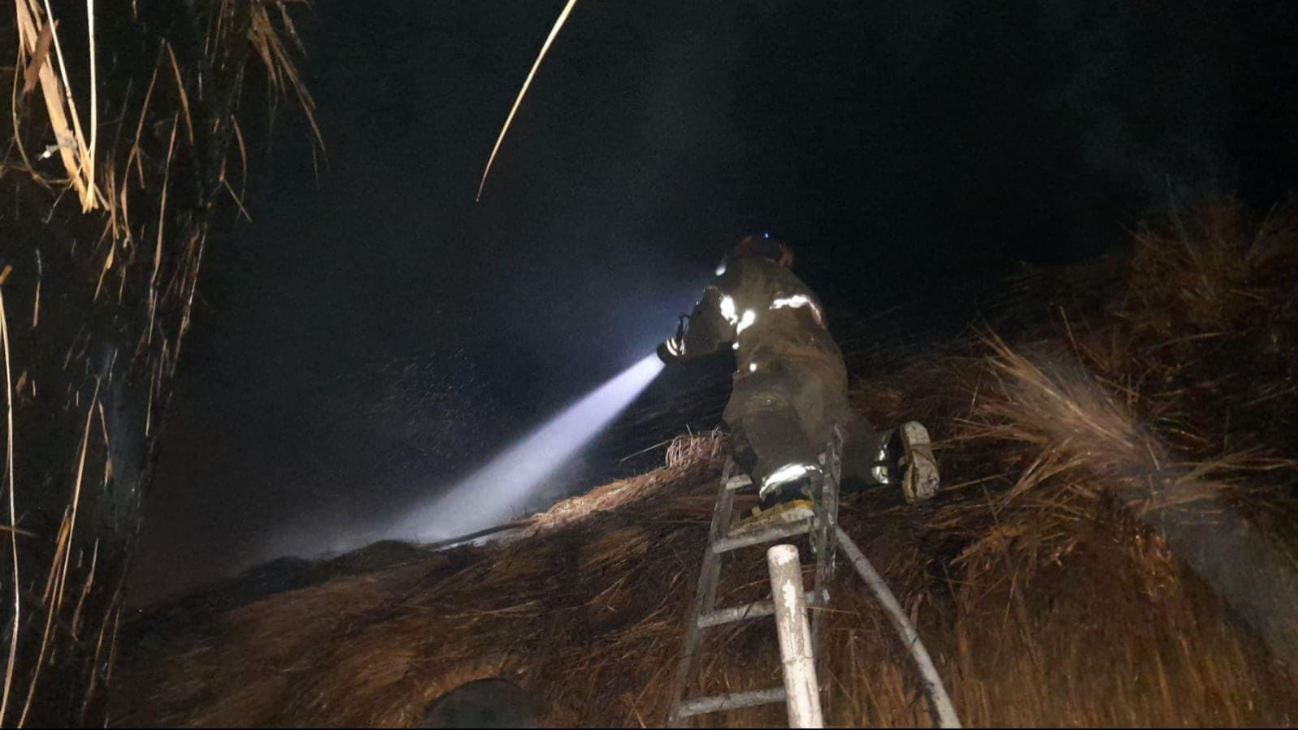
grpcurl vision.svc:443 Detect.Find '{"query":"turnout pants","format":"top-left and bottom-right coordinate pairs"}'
top-left (724, 358), bottom-right (885, 495)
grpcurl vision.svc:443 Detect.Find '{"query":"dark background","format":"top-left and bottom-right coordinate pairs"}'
top-left (129, 0), bottom-right (1298, 603)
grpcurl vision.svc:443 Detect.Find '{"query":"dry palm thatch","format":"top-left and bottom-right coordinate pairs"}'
top-left (0, 1), bottom-right (318, 725)
top-left (115, 199), bottom-right (1298, 728)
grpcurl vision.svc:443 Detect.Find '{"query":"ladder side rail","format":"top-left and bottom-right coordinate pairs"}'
top-left (669, 461), bottom-right (737, 728)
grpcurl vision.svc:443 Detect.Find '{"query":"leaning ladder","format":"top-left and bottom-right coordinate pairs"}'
top-left (668, 434), bottom-right (843, 728)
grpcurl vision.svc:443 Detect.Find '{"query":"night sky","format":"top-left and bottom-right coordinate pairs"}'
top-left (128, 0), bottom-right (1298, 603)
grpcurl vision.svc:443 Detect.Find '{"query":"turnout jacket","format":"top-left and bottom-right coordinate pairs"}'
top-left (659, 256), bottom-right (851, 452)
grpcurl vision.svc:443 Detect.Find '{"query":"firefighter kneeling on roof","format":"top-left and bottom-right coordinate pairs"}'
top-left (657, 235), bottom-right (939, 530)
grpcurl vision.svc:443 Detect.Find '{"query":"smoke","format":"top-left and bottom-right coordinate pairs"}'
top-left (1037, 0), bottom-right (1225, 199)
top-left (390, 353), bottom-right (665, 543)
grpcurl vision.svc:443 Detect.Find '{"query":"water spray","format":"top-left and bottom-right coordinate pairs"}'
top-left (396, 353), bottom-right (665, 543)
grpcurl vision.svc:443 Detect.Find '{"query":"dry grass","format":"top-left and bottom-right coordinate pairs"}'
top-left (1, 1), bottom-right (321, 724)
top-left (247, 0), bottom-right (324, 169)
top-left (11, 0), bottom-right (97, 209)
top-left (1126, 199), bottom-right (1298, 341)
top-left (8, 0), bottom-right (320, 243)
top-left (0, 291), bottom-right (19, 725)
top-left (476, 0), bottom-right (581, 201)
top-left (115, 200), bottom-right (1298, 728)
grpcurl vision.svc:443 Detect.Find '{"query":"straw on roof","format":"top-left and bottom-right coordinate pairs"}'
top-left (116, 199), bottom-right (1298, 728)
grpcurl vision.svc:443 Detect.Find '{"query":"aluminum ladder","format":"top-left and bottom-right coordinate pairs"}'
top-left (668, 434), bottom-right (843, 728)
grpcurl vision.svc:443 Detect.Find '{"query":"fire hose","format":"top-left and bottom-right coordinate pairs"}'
top-left (836, 527), bottom-right (962, 729)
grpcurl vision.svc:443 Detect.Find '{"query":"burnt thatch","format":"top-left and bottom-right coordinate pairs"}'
top-left (0, 1), bottom-right (315, 725)
top-left (116, 200), bottom-right (1298, 728)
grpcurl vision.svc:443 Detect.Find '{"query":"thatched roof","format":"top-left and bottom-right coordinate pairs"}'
top-left (117, 199), bottom-right (1298, 727)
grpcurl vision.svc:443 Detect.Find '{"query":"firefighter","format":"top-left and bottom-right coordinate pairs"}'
top-left (657, 235), bottom-right (938, 527)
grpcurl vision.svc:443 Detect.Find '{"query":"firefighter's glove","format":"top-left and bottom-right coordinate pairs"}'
top-left (657, 337), bottom-right (685, 364)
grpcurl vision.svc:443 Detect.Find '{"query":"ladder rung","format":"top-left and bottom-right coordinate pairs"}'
top-left (725, 474), bottom-right (754, 491)
top-left (698, 589), bottom-right (826, 628)
top-left (712, 519), bottom-right (813, 554)
top-left (675, 687), bottom-right (786, 718)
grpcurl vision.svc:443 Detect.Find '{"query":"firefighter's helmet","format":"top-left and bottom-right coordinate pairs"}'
top-left (732, 233), bottom-right (794, 267)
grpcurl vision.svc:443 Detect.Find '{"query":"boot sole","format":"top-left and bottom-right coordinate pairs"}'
top-left (901, 422), bottom-right (939, 503)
